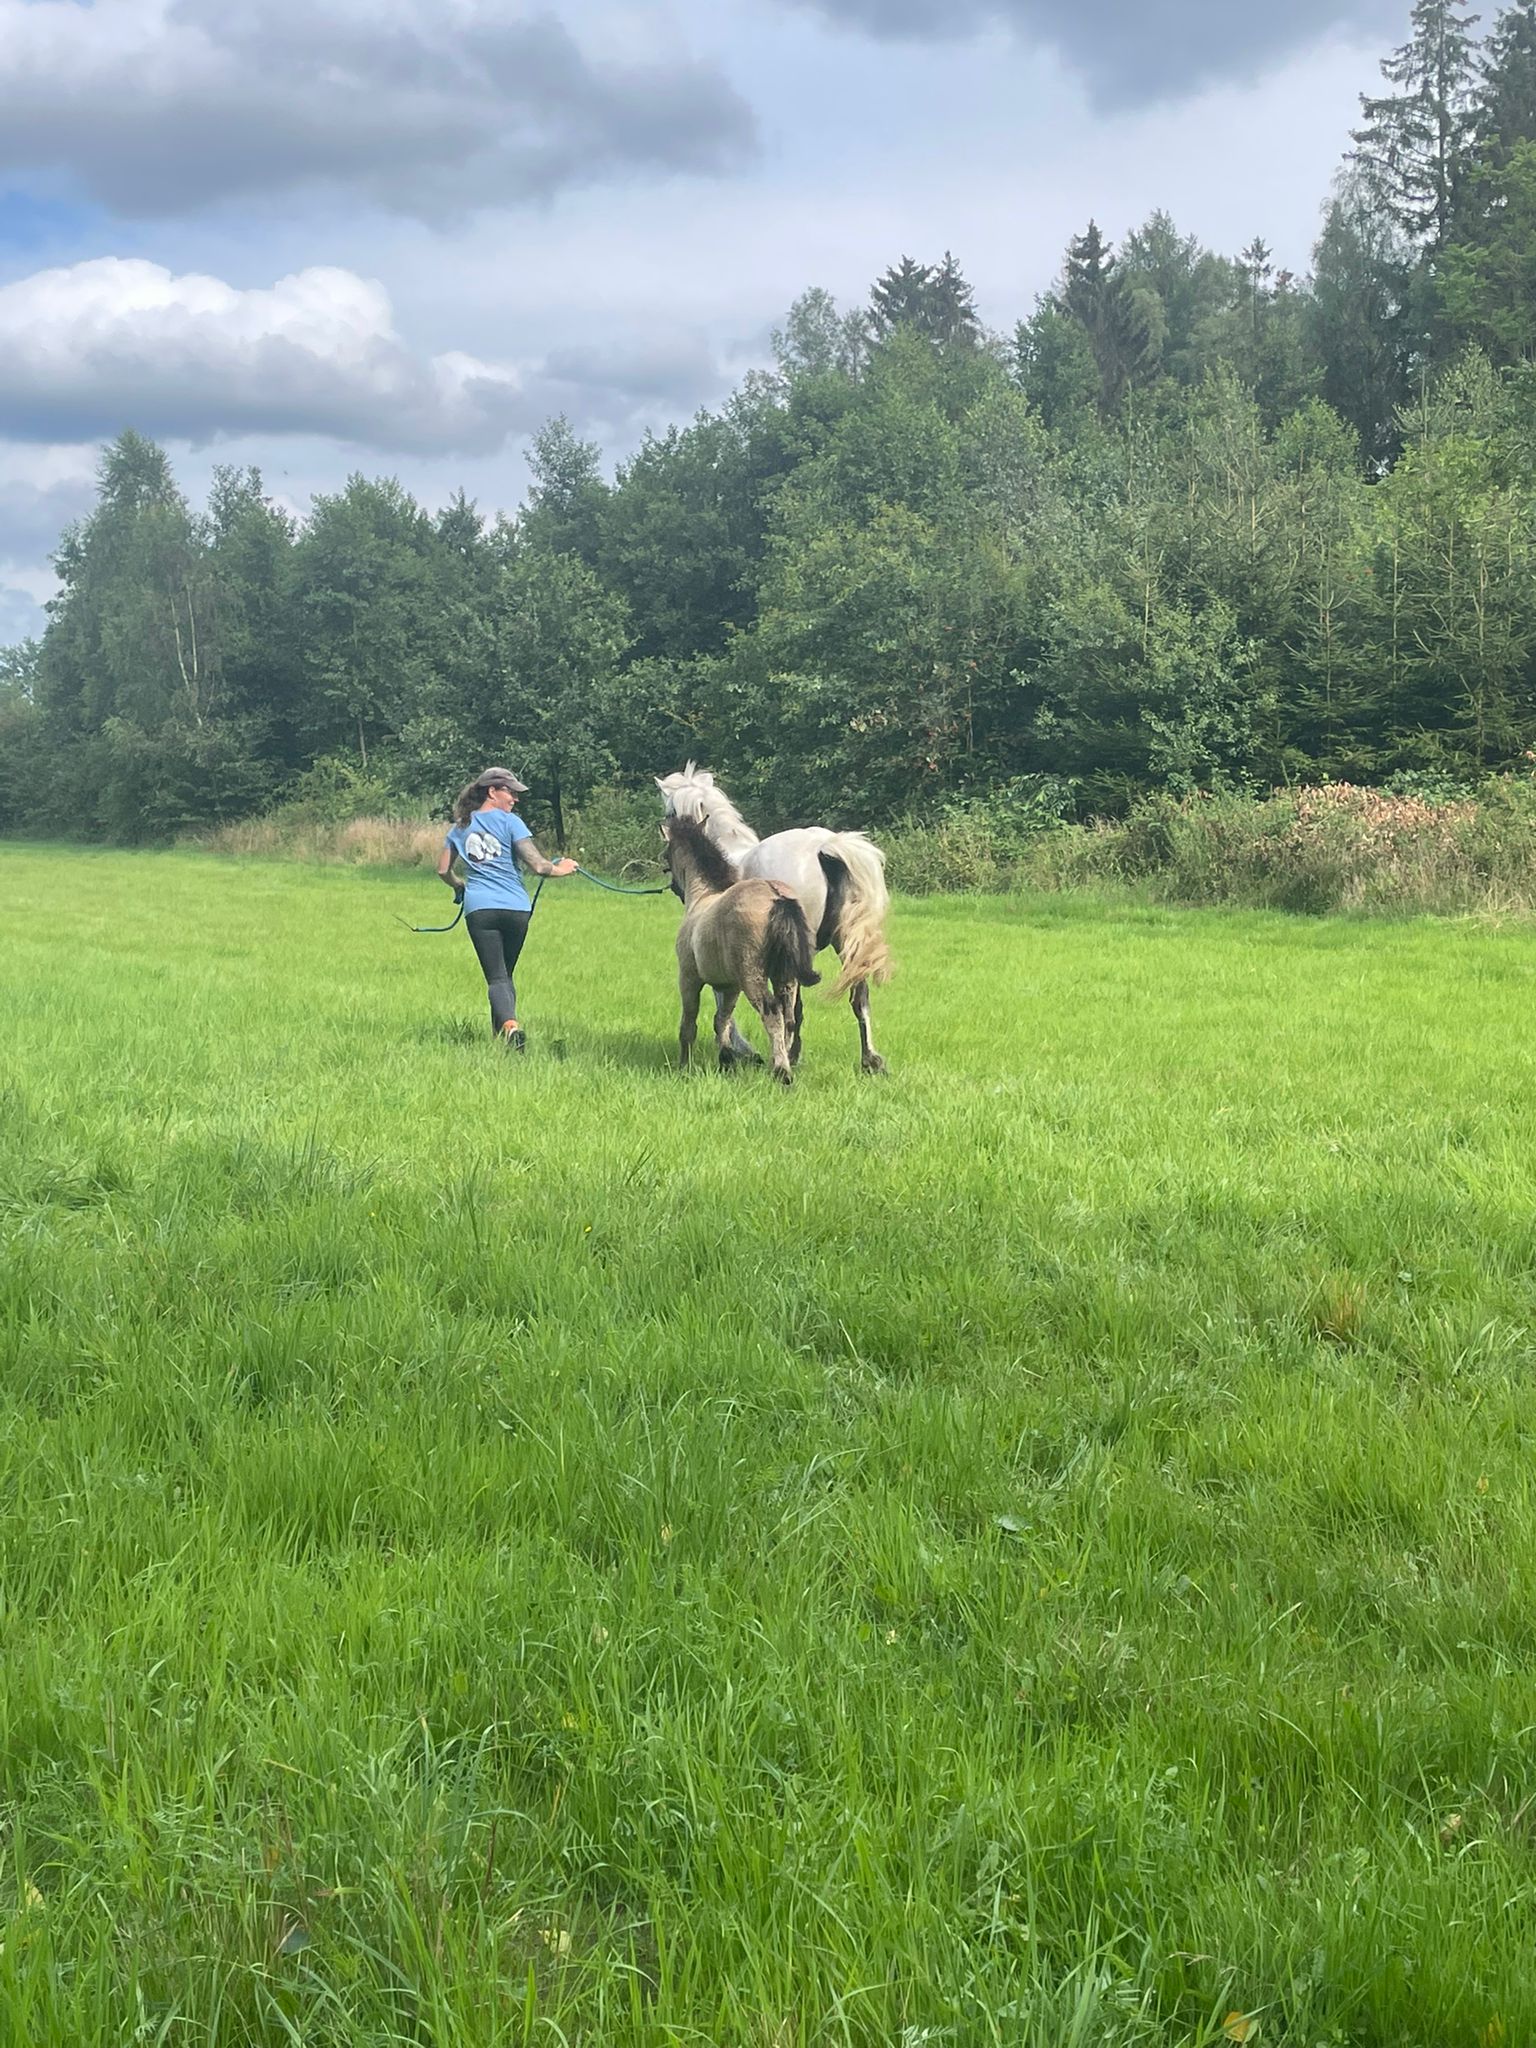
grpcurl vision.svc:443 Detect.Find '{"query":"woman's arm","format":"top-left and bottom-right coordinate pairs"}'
top-left (516, 839), bottom-right (578, 879)
top-left (437, 845), bottom-right (463, 890)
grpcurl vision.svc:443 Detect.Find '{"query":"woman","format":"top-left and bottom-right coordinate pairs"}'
top-left (438, 767), bottom-right (577, 1049)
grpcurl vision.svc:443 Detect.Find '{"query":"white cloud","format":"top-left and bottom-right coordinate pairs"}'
top-left (0, 463), bottom-right (97, 645)
top-left (0, 256), bottom-right (744, 453)
top-left (0, 258), bottom-right (546, 451)
top-left (0, 0), bottom-right (756, 220)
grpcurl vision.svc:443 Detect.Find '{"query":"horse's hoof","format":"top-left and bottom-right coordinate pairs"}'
top-left (861, 1054), bottom-right (888, 1075)
top-left (773, 1067), bottom-right (794, 1087)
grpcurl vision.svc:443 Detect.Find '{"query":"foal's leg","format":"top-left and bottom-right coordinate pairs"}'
top-left (746, 974), bottom-right (794, 1086)
top-left (847, 974), bottom-right (887, 1074)
top-left (722, 996), bottom-right (762, 1064)
top-left (764, 982), bottom-right (796, 1085)
top-left (713, 989), bottom-right (744, 1071)
top-left (728, 1015), bottom-right (758, 1061)
top-left (678, 969), bottom-right (703, 1070)
top-left (789, 988), bottom-right (804, 1066)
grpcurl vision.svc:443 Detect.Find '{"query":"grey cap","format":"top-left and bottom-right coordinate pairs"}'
top-left (477, 765), bottom-right (529, 794)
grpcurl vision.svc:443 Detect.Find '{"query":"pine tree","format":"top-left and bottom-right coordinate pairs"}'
top-left (869, 258), bottom-right (936, 339)
top-left (1477, 0), bottom-right (1536, 161)
top-left (1309, 177), bottom-right (1414, 465)
top-left (869, 254), bottom-right (981, 348)
top-left (1437, 138), bottom-right (1536, 357)
top-left (928, 252), bottom-right (981, 347)
top-left (1239, 237), bottom-right (1274, 333)
top-left (1350, 0), bottom-right (1481, 245)
top-left (1062, 221), bottom-right (1155, 414)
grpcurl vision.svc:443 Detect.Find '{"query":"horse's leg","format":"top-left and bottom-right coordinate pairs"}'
top-left (789, 987), bottom-right (804, 1066)
top-left (678, 969), bottom-right (702, 1071)
top-left (714, 990), bottom-right (744, 1071)
top-left (847, 974), bottom-right (887, 1074)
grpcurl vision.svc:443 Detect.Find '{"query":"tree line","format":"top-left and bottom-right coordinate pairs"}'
top-left (5, 0), bottom-right (1536, 842)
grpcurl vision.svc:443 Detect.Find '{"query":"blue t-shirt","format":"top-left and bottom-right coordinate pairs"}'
top-left (446, 807), bottom-right (533, 913)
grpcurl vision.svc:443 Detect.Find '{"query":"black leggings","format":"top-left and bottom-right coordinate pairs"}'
top-left (465, 908), bottom-right (531, 1033)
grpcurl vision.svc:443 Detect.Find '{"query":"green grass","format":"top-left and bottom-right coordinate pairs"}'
top-left (2, 845), bottom-right (1535, 2046)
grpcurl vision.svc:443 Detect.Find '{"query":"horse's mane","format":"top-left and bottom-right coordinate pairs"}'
top-left (666, 814), bottom-right (739, 894)
top-left (664, 762), bottom-right (758, 850)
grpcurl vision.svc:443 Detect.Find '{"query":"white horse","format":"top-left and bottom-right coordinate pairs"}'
top-left (655, 763), bottom-right (893, 1072)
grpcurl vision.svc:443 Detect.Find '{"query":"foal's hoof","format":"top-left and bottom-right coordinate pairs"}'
top-left (773, 1066), bottom-right (794, 1087)
top-left (861, 1053), bottom-right (888, 1075)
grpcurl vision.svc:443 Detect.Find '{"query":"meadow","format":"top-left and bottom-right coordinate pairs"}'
top-left (3, 844), bottom-right (1536, 2046)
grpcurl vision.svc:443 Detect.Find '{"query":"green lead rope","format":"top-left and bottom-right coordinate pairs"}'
top-left (396, 864), bottom-right (665, 934)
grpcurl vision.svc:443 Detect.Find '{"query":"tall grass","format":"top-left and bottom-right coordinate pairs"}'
top-left (191, 787), bottom-right (666, 882)
top-left (200, 809), bottom-right (448, 867)
top-left (3, 845), bottom-right (1536, 2042)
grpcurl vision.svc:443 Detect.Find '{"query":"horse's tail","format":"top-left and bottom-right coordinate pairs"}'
top-left (763, 894), bottom-right (820, 993)
top-left (817, 832), bottom-right (893, 996)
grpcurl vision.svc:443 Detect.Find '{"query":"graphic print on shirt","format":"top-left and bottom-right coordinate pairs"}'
top-left (464, 829), bottom-right (502, 863)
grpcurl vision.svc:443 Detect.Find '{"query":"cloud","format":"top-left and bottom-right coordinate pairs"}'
top-left (0, 463), bottom-right (96, 562)
top-left (0, 0), bottom-right (756, 220)
top-left (542, 334), bottom-right (729, 410)
top-left (773, 0), bottom-right (1404, 105)
top-left (0, 259), bottom-right (542, 451)
top-left (0, 258), bottom-right (736, 455)
top-left (0, 459), bottom-right (96, 643)
top-left (0, 587), bottom-right (45, 646)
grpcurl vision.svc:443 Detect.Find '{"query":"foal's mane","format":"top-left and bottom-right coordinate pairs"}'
top-left (666, 814), bottom-right (739, 894)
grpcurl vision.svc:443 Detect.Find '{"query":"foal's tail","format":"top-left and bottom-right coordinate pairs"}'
top-left (764, 895), bottom-right (820, 993)
top-left (818, 832), bottom-right (893, 996)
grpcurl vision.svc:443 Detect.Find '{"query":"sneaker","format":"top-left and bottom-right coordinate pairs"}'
top-left (499, 1023), bottom-right (527, 1053)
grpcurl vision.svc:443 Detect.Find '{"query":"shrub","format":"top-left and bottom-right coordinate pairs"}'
top-left (885, 777), bottom-right (1078, 894)
top-left (287, 755), bottom-right (410, 823)
top-left (563, 786), bottom-right (666, 880)
top-left (1038, 781), bottom-right (1536, 915)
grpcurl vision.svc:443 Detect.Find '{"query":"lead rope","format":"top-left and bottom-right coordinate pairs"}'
top-left (395, 862), bottom-right (664, 934)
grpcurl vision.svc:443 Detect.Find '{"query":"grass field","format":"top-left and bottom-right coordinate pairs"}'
top-left (4, 845), bottom-right (1536, 2046)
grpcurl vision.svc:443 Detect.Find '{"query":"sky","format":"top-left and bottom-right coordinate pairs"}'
top-left (0, 0), bottom-right (1411, 647)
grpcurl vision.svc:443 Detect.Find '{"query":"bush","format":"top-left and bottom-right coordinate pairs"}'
top-left (563, 786), bottom-right (666, 880)
top-left (94, 717), bottom-right (279, 843)
top-left (287, 755), bottom-right (410, 823)
top-left (1038, 780), bottom-right (1536, 915)
top-left (885, 777), bottom-right (1078, 893)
